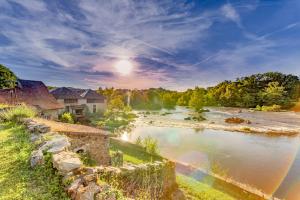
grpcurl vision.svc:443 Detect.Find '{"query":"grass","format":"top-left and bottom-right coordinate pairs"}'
top-left (0, 104), bottom-right (36, 123)
top-left (177, 174), bottom-right (235, 200)
top-left (109, 138), bottom-right (239, 200)
top-left (109, 138), bottom-right (163, 164)
top-left (0, 123), bottom-right (69, 200)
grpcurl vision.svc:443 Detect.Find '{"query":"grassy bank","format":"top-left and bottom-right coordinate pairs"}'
top-left (109, 138), bottom-right (236, 200)
top-left (177, 174), bottom-right (234, 200)
top-left (0, 123), bottom-right (69, 200)
top-left (109, 138), bottom-right (163, 164)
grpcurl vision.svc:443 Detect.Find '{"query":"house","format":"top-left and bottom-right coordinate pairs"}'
top-left (50, 87), bottom-right (106, 118)
top-left (0, 79), bottom-right (64, 119)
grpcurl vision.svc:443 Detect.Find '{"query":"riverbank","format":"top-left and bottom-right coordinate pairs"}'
top-left (135, 107), bottom-right (300, 136)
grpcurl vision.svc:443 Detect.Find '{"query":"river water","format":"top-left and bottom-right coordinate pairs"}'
top-left (121, 108), bottom-right (300, 200)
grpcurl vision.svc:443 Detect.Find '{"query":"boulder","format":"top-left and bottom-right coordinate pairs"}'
top-left (52, 151), bottom-right (83, 175)
top-left (75, 182), bottom-right (101, 200)
top-left (30, 150), bottom-right (44, 167)
top-left (66, 178), bottom-right (83, 199)
top-left (40, 134), bottom-right (70, 154)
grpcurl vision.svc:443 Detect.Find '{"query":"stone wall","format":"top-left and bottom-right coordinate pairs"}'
top-left (62, 132), bottom-right (111, 166)
top-left (96, 161), bottom-right (184, 199)
top-left (22, 118), bottom-right (185, 200)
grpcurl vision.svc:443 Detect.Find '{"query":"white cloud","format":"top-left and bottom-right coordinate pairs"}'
top-left (221, 3), bottom-right (240, 25)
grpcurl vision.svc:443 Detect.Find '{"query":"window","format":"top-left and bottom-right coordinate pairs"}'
top-left (87, 99), bottom-right (103, 103)
top-left (64, 99), bottom-right (78, 103)
top-left (93, 105), bottom-right (96, 113)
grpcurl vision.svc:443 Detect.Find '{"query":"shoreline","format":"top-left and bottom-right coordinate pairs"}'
top-left (134, 107), bottom-right (300, 136)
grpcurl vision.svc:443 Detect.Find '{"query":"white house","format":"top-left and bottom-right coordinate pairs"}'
top-left (50, 87), bottom-right (106, 118)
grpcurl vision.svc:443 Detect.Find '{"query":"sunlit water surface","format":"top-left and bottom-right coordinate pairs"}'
top-left (122, 109), bottom-right (300, 200)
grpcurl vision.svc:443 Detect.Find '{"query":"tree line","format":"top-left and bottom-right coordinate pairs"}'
top-left (98, 72), bottom-right (300, 111)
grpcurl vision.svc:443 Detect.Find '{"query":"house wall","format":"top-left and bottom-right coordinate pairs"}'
top-left (57, 99), bottom-right (106, 114)
top-left (86, 101), bottom-right (106, 113)
top-left (41, 109), bottom-right (59, 120)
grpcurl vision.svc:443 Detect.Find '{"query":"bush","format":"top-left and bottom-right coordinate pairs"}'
top-left (60, 112), bottom-right (74, 124)
top-left (143, 136), bottom-right (159, 155)
top-left (255, 104), bottom-right (282, 112)
top-left (262, 105), bottom-right (282, 112)
top-left (0, 104), bottom-right (36, 122)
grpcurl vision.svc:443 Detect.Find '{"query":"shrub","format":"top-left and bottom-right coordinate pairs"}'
top-left (60, 112), bottom-right (74, 124)
top-left (135, 136), bottom-right (143, 146)
top-left (143, 136), bottom-right (159, 155)
top-left (255, 104), bottom-right (282, 112)
top-left (261, 104), bottom-right (282, 112)
top-left (0, 104), bottom-right (36, 122)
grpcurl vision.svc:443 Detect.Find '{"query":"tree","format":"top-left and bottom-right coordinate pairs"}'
top-left (108, 95), bottom-right (125, 111)
top-left (0, 64), bottom-right (17, 89)
top-left (260, 81), bottom-right (288, 106)
top-left (162, 93), bottom-right (176, 109)
top-left (189, 88), bottom-right (205, 111)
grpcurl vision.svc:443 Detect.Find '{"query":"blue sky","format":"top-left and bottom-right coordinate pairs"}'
top-left (0, 0), bottom-right (300, 90)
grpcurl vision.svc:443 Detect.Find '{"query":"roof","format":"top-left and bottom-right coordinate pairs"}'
top-left (0, 79), bottom-right (64, 110)
top-left (51, 87), bottom-right (105, 100)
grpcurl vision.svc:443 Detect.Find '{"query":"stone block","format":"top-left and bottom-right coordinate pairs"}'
top-left (52, 151), bottom-right (83, 175)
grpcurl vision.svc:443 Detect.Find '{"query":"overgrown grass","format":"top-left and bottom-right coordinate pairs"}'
top-left (0, 123), bottom-right (69, 200)
top-left (0, 104), bottom-right (36, 123)
top-left (110, 138), bottom-right (239, 200)
top-left (0, 104), bottom-right (9, 109)
top-left (177, 174), bottom-right (235, 200)
top-left (109, 138), bottom-right (163, 164)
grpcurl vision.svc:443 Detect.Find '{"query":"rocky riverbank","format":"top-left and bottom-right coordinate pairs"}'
top-left (135, 107), bottom-right (300, 136)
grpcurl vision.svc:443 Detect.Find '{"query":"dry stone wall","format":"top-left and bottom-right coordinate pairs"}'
top-left (22, 118), bottom-right (185, 200)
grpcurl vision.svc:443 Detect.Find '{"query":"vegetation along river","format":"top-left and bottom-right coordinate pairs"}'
top-left (121, 107), bottom-right (300, 200)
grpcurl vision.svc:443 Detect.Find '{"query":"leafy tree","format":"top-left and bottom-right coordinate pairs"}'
top-left (259, 81), bottom-right (288, 106)
top-left (189, 88), bottom-right (205, 111)
top-left (0, 64), bottom-right (17, 89)
top-left (162, 93), bottom-right (176, 109)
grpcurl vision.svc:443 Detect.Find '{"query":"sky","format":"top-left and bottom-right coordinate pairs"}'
top-left (0, 0), bottom-right (300, 90)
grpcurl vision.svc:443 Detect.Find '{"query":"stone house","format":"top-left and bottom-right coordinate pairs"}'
top-left (0, 79), bottom-right (64, 119)
top-left (50, 87), bottom-right (106, 118)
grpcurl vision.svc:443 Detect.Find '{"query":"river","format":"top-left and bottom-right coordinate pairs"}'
top-left (121, 107), bottom-right (300, 200)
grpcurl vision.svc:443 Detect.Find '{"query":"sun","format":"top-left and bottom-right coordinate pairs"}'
top-left (114, 59), bottom-right (133, 76)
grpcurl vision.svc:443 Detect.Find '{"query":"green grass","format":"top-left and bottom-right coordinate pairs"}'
top-left (0, 104), bottom-right (36, 123)
top-left (109, 138), bottom-right (163, 164)
top-left (0, 123), bottom-right (69, 200)
top-left (110, 138), bottom-right (238, 200)
top-left (177, 174), bottom-right (235, 200)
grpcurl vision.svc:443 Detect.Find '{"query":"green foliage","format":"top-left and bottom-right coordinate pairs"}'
top-left (98, 72), bottom-right (299, 110)
top-left (0, 104), bottom-right (9, 109)
top-left (189, 87), bottom-right (206, 111)
top-left (60, 112), bottom-right (74, 124)
top-left (256, 104), bottom-right (282, 112)
top-left (0, 123), bottom-right (69, 200)
top-left (0, 64), bottom-right (17, 89)
top-left (110, 138), bottom-right (163, 164)
top-left (142, 136), bottom-right (159, 155)
top-left (0, 104), bottom-right (36, 122)
top-left (133, 136), bottom-right (160, 155)
top-left (162, 93), bottom-right (177, 109)
top-left (97, 95), bottom-right (136, 132)
top-left (78, 152), bottom-right (97, 166)
top-left (108, 95), bottom-right (126, 110)
top-left (177, 174), bottom-right (234, 200)
top-left (135, 136), bottom-right (143, 146)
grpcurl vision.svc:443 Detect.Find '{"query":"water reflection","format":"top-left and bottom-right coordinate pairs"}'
top-left (121, 125), bottom-right (300, 199)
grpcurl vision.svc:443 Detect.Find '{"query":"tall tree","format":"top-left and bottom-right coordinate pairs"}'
top-left (0, 64), bottom-right (17, 89)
